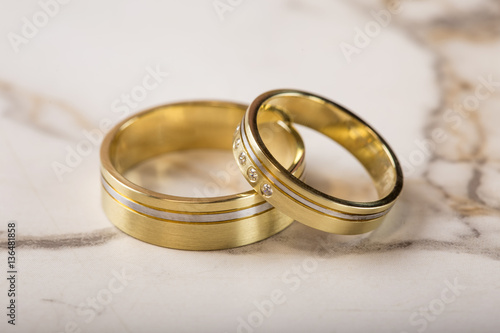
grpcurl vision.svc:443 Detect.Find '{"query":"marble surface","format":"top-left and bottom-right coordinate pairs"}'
top-left (1, 0), bottom-right (499, 332)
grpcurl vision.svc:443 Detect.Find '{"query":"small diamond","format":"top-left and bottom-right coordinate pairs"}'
top-left (234, 138), bottom-right (241, 149)
top-left (238, 152), bottom-right (247, 165)
top-left (261, 183), bottom-right (273, 197)
top-left (234, 125), bottom-right (240, 136)
top-left (247, 167), bottom-right (258, 183)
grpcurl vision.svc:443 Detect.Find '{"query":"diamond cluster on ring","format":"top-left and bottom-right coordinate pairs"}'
top-left (234, 138), bottom-right (241, 149)
top-left (261, 183), bottom-right (273, 197)
top-left (247, 167), bottom-right (258, 183)
top-left (238, 152), bottom-right (247, 165)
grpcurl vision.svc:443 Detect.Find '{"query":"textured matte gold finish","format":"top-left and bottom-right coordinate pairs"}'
top-left (100, 101), bottom-right (305, 250)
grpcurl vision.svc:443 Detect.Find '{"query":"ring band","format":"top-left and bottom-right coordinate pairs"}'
top-left (234, 90), bottom-right (403, 235)
top-left (100, 101), bottom-right (305, 250)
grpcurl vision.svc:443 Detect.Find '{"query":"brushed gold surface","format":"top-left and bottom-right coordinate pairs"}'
top-left (234, 90), bottom-right (403, 235)
top-left (101, 190), bottom-right (294, 251)
top-left (100, 101), bottom-right (305, 250)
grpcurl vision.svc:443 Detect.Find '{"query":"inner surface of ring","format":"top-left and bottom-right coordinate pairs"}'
top-left (256, 95), bottom-right (398, 199)
top-left (109, 103), bottom-right (300, 189)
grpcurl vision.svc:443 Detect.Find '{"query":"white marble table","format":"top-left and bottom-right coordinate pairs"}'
top-left (1, 0), bottom-right (499, 332)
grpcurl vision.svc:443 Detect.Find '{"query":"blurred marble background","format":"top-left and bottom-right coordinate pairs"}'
top-left (0, 0), bottom-right (499, 332)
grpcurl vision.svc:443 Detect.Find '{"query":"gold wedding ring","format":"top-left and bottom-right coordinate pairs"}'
top-left (100, 101), bottom-right (305, 250)
top-left (233, 90), bottom-right (403, 235)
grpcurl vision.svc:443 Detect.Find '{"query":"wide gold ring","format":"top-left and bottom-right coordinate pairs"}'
top-left (100, 101), bottom-right (305, 250)
top-left (233, 90), bottom-right (403, 235)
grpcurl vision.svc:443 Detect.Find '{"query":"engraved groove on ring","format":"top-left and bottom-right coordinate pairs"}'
top-left (239, 119), bottom-right (390, 222)
top-left (101, 176), bottom-right (274, 223)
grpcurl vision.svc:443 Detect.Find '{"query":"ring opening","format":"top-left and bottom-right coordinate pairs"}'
top-left (256, 94), bottom-right (398, 199)
top-left (107, 102), bottom-right (303, 197)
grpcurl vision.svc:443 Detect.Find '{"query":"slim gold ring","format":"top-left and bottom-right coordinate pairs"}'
top-left (100, 101), bottom-right (305, 250)
top-left (234, 90), bottom-right (403, 235)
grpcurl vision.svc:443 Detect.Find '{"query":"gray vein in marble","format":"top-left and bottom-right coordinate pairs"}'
top-left (407, 9), bottom-right (500, 252)
top-left (381, 0), bottom-right (500, 216)
top-left (0, 80), bottom-right (94, 142)
top-left (225, 231), bottom-right (500, 261)
top-left (0, 227), bottom-right (122, 249)
top-left (41, 298), bottom-right (80, 310)
top-left (2, 223), bottom-right (498, 262)
top-left (467, 167), bottom-right (486, 205)
top-left (41, 298), bottom-right (109, 320)
top-left (425, 7), bottom-right (500, 41)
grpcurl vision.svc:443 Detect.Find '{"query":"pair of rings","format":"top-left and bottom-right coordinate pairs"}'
top-left (100, 90), bottom-right (403, 250)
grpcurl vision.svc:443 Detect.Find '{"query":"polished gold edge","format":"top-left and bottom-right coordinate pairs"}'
top-left (102, 185), bottom-right (277, 225)
top-left (99, 100), bottom-right (306, 249)
top-left (236, 119), bottom-right (391, 222)
top-left (100, 172), bottom-right (271, 215)
top-left (99, 101), bottom-right (307, 213)
top-left (102, 187), bottom-right (295, 250)
top-left (248, 90), bottom-right (404, 208)
top-left (101, 175), bottom-right (275, 223)
top-left (233, 89), bottom-right (404, 234)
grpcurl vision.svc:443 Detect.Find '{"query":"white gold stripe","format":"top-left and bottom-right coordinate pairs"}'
top-left (240, 119), bottom-right (389, 222)
top-left (101, 176), bottom-right (274, 223)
